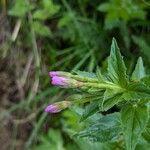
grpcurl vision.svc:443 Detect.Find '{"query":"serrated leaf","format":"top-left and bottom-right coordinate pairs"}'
top-left (141, 76), bottom-right (150, 87)
top-left (142, 114), bottom-right (150, 143)
top-left (142, 120), bottom-right (150, 142)
top-left (123, 82), bottom-right (150, 100)
top-left (102, 90), bottom-right (123, 111)
top-left (131, 57), bottom-right (146, 81)
top-left (96, 66), bottom-right (105, 82)
top-left (80, 101), bottom-right (99, 122)
top-left (121, 104), bottom-right (148, 150)
top-left (77, 113), bottom-right (121, 142)
top-left (107, 38), bottom-right (128, 87)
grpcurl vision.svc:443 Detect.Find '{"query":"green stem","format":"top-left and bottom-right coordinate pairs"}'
top-left (83, 82), bottom-right (123, 90)
top-left (59, 72), bottom-right (98, 83)
top-left (57, 72), bottom-right (124, 90)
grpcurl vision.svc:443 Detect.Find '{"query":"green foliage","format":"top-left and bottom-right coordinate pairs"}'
top-left (98, 0), bottom-right (146, 29)
top-left (77, 113), bottom-right (121, 142)
top-left (80, 101), bottom-right (99, 122)
top-left (2, 0), bottom-right (150, 150)
top-left (124, 82), bottom-right (150, 100)
top-left (121, 104), bottom-right (148, 150)
top-left (131, 57), bottom-right (146, 81)
top-left (107, 38), bottom-right (128, 87)
top-left (8, 0), bottom-right (31, 17)
top-left (96, 66), bottom-right (105, 82)
top-left (55, 38), bottom-right (150, 150)
top-left (102, 90), bottom-right (123, 111)
top-left (142, 116), bottom-right (150, 143)
top-left (30, 129), bottom-right (66, 150)
top-left (32, 0), bottom-right (60, 20)
top-left (8, 0), bottom-right (60, 37)
top-left (132, 36), bottom-right (150, 63)
top-left (32, 21), bottom-right (51, 37)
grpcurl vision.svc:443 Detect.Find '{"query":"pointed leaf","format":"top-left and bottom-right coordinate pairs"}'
top-left (141, 76), bottom-right (150, 87)
top-left (131, 57), bottom-right (146, 81)
top-left (102, 91), bottom-right (123, 111)
top-left (80, 101), bottom-right (99, 122)
top-left (121, 104), bottom-right (148, 150)
top-left (142, 117), bottom-right (150, 142)
top-left (96, 66), bottom-right (105, 82)
top-left (77, 113), bottom-right (121, 142)
top-left (108, 38), bottom-right (128, 87)
top-left (123, 82), bottom-right (150, 100)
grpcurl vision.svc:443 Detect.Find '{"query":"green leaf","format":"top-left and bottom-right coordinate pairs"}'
top-left (136, 142), bottom-right (150, 150)
top-left (142, 127), bottom-right (150, 143)
top-left (80, 101), bottom-right (99, 122)
top-left (142, 116), bottom-right (150, 142)
top-left (131, 57), bottom-right (146, 81)
top-left (96, 66), bottom-right (105, 82)
top-left (58, 13), bottom-right (72, 27)
top-left (123, 82), bottom-right (150, 100)
top-left (32, 21), bottom-right (51, 37)
top-left (8, 0), bottom-right (31, 17)
top-left (97, 1), bottom-right (146, 24)
top-left (141, 76), bottom-right (150, 87)
top-left (87, 88), bottom-right (103, 94)
top-left (77, 113), bottom-right (121, 142)
top-left (121, 104), bottom-right (148, 150)
top-left (102, 89), bottom-right (123, 111)
top-left (31, 129), bottom-right (65, 150)
top-left (33, 0), bottom-right (60, 20)
top-left (97, 3), bottom-right (111, 12)
top-left (107, 38), bottom-right (128, 87)
top-left (33, 10), bottom-right (48, 20)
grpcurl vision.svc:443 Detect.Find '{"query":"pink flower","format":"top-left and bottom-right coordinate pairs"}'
top-left (45, 104), bottom-right (61, 113)
top-left (51, 76), bottom-right (70, 86)
top-left (45, 101), bottom-right (72, 113)
top-left (49, 71), bottom-right (83, 88)
top-left (49, 71), bottom-right (59, 77)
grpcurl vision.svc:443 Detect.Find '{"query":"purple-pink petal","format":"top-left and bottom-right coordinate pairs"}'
top-left (49, 71), bottom-right (59, 77)
top-left (45, 104), bottom-right (61, 113)
top-left (51, 76), bottom-right (67, 86)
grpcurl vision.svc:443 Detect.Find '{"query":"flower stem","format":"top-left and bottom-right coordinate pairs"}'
top-left (83, 82), bottom-right (123, 91)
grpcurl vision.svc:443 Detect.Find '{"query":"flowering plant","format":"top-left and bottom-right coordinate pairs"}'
top-left (45, 38), bottom-right (150, 150)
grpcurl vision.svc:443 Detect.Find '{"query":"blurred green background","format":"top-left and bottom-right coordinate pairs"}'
top-left (0, 0), bottom-right (150, 150)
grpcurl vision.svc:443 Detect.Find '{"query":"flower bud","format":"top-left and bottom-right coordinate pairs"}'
top-left (45, 101), bottom-right (72, 113)
top-left (51, 76), bottom-right (70, 87)
top-left (49, 72), bottom-right (84, 88)
top-left (49, 71), bottom-right (60, 77)
top-left (49, 71), bottom-right (71, 77)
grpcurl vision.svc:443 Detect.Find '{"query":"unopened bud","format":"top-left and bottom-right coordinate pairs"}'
top-left (45, 101), bottom-right (72, 113)
top-left (49, 72), bottom-right (84, 88)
